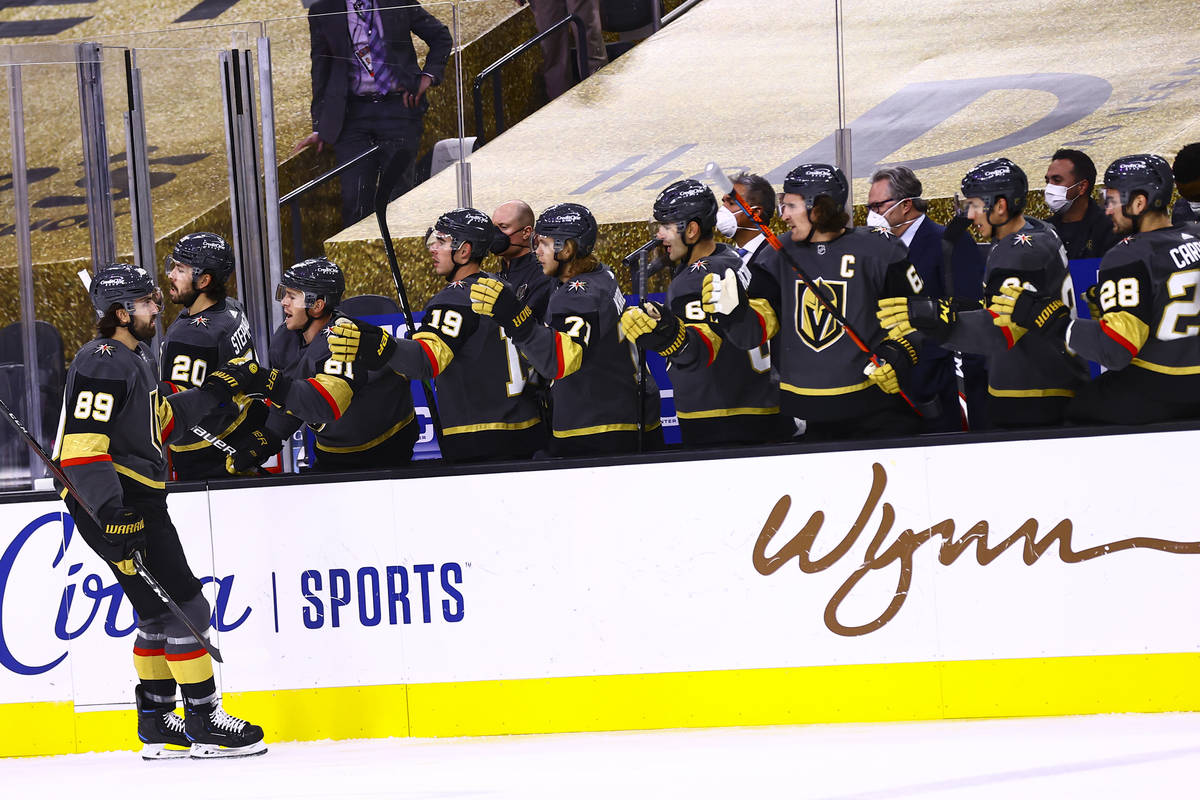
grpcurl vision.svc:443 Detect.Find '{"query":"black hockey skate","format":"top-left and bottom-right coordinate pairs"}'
top-left (135, 684), bottom-right (190, 760)
top-left (184, 702), bottom-right (267, 758)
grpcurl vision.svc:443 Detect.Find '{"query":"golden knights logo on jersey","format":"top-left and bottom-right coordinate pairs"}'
top-left (794, 278), bottom-right (847, 352)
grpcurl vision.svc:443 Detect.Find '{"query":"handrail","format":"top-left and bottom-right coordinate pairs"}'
top-left (278, 143), bottom-right (380, 262)
top-left (278, 143), bottom-right (381, 206)
top-left (661, 0), bottom-right (704, 25)
top-left (472, 14), bottom-right (589, 147)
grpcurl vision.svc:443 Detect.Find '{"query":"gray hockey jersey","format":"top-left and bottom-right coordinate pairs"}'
top-left (160, 296), bottom-right (260, 456)
top-left (1067, 222), bottom-right (1200, 390)
top-left (723, 227), bottom-right (926, 422)
top-left (663, 243), bottom-right (781, 444)
top-left (266, 320), bottom-right (415, 454)
top-left (943, 218), bottom-right (1086, 424)
top-left (511, 265), bottom-right (659, 441)
top-left (54, 338), bottom-right (221, 515)
top-left (386, 272), bottom-right (543, 460)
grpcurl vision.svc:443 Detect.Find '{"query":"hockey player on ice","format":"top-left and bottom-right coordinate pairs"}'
top-left (54, 262), bottom-right (267, 758)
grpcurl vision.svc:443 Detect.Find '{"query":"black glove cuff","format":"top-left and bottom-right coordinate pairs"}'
top-left (1013, 294), bottom-right (1070, 337)
top-left (656, 321), bottom-right (689, 358)
top-left (908, 297), bottom-right (957, 342)
top-left (504, 307), bottom-right (537, 343)
top-left (264, 369), bottom-right (292, 405)
top-left (877, 336), bottom-right (918, 379)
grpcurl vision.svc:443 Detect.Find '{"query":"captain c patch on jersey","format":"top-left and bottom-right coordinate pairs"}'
top-left (794, 278), bottom-right (847, 352)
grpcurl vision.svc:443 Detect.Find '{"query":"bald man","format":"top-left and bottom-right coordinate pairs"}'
top-left (492, 200), bottom-right (554, 322)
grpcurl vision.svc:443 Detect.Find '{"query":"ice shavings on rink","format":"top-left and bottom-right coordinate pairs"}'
top-left (4, 712), bottom-right (1200, 799)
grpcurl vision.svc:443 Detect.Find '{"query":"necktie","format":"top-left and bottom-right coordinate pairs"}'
top-left (356, 0), bottom-right (397, 93)
top-left (736, 247), bottom-right (749, 258)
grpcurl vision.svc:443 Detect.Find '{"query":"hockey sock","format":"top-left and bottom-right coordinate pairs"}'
top-left (179, 675), bottom-right (218, 715)
top-left (133, 623), bottom-right (177, 706)
top-left (164, 591), bottom-right (216, 712)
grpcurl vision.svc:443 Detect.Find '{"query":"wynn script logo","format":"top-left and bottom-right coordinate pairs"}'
top-left (752, 463), bottom-right (1200, 637)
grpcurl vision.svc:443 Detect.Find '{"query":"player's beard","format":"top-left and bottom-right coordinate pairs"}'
top-left (171, 286), bottom-right (199, 308)
top-left (130, 315), bottom-right (157, 342)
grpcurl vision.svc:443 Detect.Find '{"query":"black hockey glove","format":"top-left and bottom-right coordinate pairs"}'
top-left (991, 285), bottom-right (1069, 338)
top-left (865, 332), bottom-right (919, 395)
top-left (701, 267), bottom-right (749, 325)
top-left (1083, 283), bottom-right (1102, 320)
top-left (942, 212), bottom-right (972, 245)
top-left (620, 301), bottom-right (688, 357)
top-left (200, 360), bottom-right (262, 404)
top-left (877, 296), bottom-right (957, 341)
top-left (328, 317), bottom-right (396, 370)
top-left (224, 428), bottom-right (283, 475)
top-left (470, 277), bottom-right (536, 340)
top-left (99, 507), bottom-right (146, 576)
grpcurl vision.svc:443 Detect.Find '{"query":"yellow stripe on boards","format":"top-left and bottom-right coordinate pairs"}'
top-left (5, 654), bottom-right (1200, 756)
top-left (0, 700), bottom-right (76, 758)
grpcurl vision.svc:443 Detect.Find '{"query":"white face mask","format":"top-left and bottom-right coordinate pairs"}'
top-left (865, 197), bottom-right (912, 230)
top-left (1043, 181), bottom-right (1081, 213)
top-left (866, 209), bottom-right (892, 229)
top-left (715, 205), bottom-right (739, 238)
top-left (1189, 200), bottom-right (1200, 215)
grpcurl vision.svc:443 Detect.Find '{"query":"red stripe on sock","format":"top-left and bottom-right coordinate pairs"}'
top-left (166, 648), bottom-right (208, 662)
top-left (133, 647), bottom-right (165, 657)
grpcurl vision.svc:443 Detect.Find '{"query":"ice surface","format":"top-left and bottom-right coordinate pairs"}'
top-left (4, 713), bottom-right (1200, 799)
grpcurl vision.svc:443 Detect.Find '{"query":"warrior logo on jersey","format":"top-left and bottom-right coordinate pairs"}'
top-left (688, 259), bottom-right (708, 272)
top-left (94, 343), bottom-right (115, 356)
top-left (794, 278), bottom-right (847, 352)
top-left (190, 315), bottom-right (210, 327)
top-left (449, 280), bottom-right (466, 290)
top-left (1013, 233), bottom-right (1034, 247)
top-left (567, 280), bottom-right (587, 292)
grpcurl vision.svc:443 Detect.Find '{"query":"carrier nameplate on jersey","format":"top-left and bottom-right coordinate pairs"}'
top-left (794, 278), bottom-right (846, 352)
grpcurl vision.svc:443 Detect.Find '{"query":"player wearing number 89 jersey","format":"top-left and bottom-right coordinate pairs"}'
top-left (55, 262), bottom-right (267, 758)
top-left (1063, 154), bottom-right (1200, 423)
top-left (160, 233), bottom-right (264, 478)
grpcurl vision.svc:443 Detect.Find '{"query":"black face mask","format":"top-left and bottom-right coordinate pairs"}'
top-left (506, 230), bottom-right (531, 252)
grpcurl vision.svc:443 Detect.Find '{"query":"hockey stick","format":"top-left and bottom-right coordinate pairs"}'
top-left (623, 238), bottom-right (660, 452)
top-left (0, 394), bottom-right (223, 662)
top-left (374, 144), bottom-right (444, 445)
top-left (940, 199), bottom-right (971, 431)
top-left (704, 162), bottom-right (923, 416)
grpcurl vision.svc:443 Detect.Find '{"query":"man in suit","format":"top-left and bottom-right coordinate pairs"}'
top-left (293, 0), bottom-right (452, 226)
top-left (867, 166), bottom-right (988, 431)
